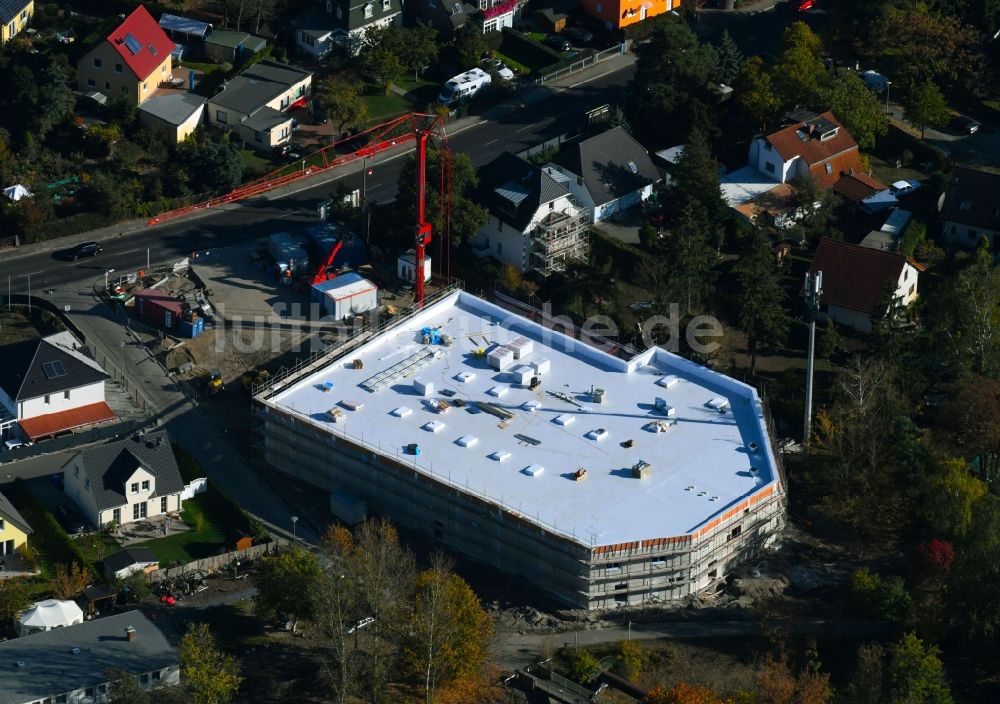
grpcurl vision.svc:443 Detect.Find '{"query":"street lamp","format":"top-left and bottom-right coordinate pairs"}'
top-left (120, 341), bottom-right (127, 389)
top-left (291, 515), bottom-right (298, 542)
top-left (886, 80), bottom-right (892, 116)
top-left (104, 268), bottom-right (116, 293)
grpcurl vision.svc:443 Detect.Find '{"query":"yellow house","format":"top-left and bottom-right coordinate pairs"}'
top-left (0, 0), bottom-right (34, 45)
top-left (0, 490), bottom-right (32, 558)
top-left (76, 5), bottom-right (174, 106)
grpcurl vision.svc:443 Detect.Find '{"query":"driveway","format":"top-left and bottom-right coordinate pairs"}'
top-left (887, 103), bottom-right (1000, 168)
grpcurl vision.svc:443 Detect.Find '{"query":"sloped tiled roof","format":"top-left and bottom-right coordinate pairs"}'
top-left (939, 166), bottom-right (1000, 232)
top-left (809, 237), bottom-right (909, 315)
top-left (559, 126), bottom-right (659, 207)
top-left (0, 490), bottom-right (32, 535)
top-left (833, 173), bottom-right (887, 204)
top-left (477, 152), bottom-right (569, 232)
top-left (0, 333), bottom-right (108, 402)
top-left (65, 430), bottom-right (184, 511)
top-left (19, 402), bottom-right (116, 440)
top-left (766, 111), bottom-right (858, 167)
top-left (106, 5), bottom-right (174, 81)
top-left (0, 0), bottom-right (29, 25)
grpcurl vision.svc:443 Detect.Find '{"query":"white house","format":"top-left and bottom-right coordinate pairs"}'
top-left (810, 237), bottom-right (923, 333)
top-left (0, 611), bottom-right (179, 704)
top-left (471, 152), bottom-right (590, 276)
top-left (292, 0), bottom-right (402, 58)
top-left (62, 430), bottom-right (185, 529)
top-left (0, 331), bottom-right (114, 444)
top-left (547, 126), bottom-right (659, 223)
top-left (206, 61), bottom-right (311, 151)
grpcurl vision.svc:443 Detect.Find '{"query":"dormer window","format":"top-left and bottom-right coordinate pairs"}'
top-left (142, 480), bottom-right (150, 491)
top-left (763, 141), bottom-right (772, 151)
top-left (383, 0), bottom-right (391, 9)
top-left (820, 128), bottom-right (839, 141)
top-left (364, 3), bottom-right (373, 17)
top-left (130, 482), bottom-right (139, 493)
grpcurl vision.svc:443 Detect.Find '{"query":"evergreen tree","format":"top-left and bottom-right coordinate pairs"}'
top-left (714, 30), bottom-right (743, 86)
top-left (733, 226), bottom-right (788, 375)
top-left (664, 203), bottom-right (715, 316)
top-left (668, 128), bottom-right (728, 234)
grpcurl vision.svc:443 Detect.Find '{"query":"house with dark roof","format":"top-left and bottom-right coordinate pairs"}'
top-left (204, 28), bottom-right (267, 64)
top-left (292, 0), bottom-right (402, 59)
top-left (0, 331), bottom-right (114, 443)
top-left (0, 0), bottom-right (33, 45)
top-left (61, 430), bottom-right (184, 529)
top-left (206, 60), bottom-right (311, 151)
top-left (414, 0), bottom-right (477, 39)
top-left (748, 110), bottom-right (883, 190)
top-left (546, 126), bottom-right (660, 223)
top-left (939, 166), bottom-right (1000, 251)
top-left (0, 490), bottom-right (32, 559)
top-left (100, 547), bottom-right (159, 581)
top-left (0, 610), bottom-right (179, 704)
top-left (471, 152), bottom-right (591, 276)
top-left (76, 5), bottom-right (175, 106)
top-left (809, 237), bottom-right (923, 333)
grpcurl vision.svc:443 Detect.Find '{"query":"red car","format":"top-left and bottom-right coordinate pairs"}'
top-left (790, 0), bottom-right (816, 11)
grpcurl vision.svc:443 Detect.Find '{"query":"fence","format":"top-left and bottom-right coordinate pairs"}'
top-left (180, 477), bottom-right (208, 500)
top-left (0, 418), bottom-right (149, 464)
top-left (147, 538), bottom-right (288, 582)
top-left (535, 42), bottom-right (629, 85)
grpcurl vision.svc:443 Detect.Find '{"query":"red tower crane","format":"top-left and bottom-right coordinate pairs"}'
top-left (412, 116), bottom-right (448, 308)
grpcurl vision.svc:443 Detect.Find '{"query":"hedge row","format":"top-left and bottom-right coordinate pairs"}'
top-left (590, 228), bottom-right (644, 279)
top-left (501, 28), bottom-right (564, 73)
top-left (6, 478), bottom-right (89, 573)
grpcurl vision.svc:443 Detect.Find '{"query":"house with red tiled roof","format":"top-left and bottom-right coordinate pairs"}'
top-left (809, 237), bottom-right (923, 333)
top-left (76, 5), bottom-right (174, 106)
top-left (749, 110), bottom-right (883, 191)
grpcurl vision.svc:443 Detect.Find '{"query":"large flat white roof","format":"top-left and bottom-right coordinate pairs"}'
top-left (266, 291), bottom-right (779, 548)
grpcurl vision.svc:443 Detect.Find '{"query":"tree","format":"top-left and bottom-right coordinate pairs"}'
top-left (737, 56), bottom-right (781, 131)
top-left (733, 226), bottom-right (788, 375)
top-left (254, 544), bottom-right (322, 633)
top-left (850, 568), bottom-right (912, 620)
top-left (453, 23), bottom-right (488, 70)
top-left (714, 30), bottom-right (743, 86)
top-left (397, 24), bottom-right (439, 79)
top-left (663, 203), bottom-right (716, 316)
top-left (618, 640), bottom-right (647, 680)
top-left (180, 623), bottom-right (242, 704)
top-left (50, 562), bottom-right (90, 599)
top-left (359, 24), bottom-right (405, 88)
top-left (950, 495), bottom-right (1000, 639)
top-left (200, 137), bottom-right (244, 193)
top-left (319, 78), bottom-right (369, 137)
top-left (888, 632), bottom-right (954, 704)
top-left (396, 148), bottom-right (487, 246)
top-left (570, 649), bottom-right (602, 685)
top-left (931, 244), bottom-right (1000, 377)
top-left (314, 526), bottom-right (361, 704)
top-left (0, 578), bottom-right (29, 623)
top-left (898, 220), bottom-right (926, 258)
top-left (877, 9), bottom-right (980, 90)
top-left (0, 50), bottom-right (74, 140)
top-left (937, 375), bottom-right (1000, 485)
top-left (106, 669), bottom-right (150, 704)
top-left (643, 682), bottom-right (724, 704)
top-left (818, 318), bottom-right (841, 360)
top-left (406, 552), bottom-right (493, 702)
top-left (845, 643), bottom-right (886, 704)
top-left (922, 457), bottom-right (987, 537)
top-left (668, 128), bottom-right (728, 233)
top-left (772, 22), bottom-right (827, 108)
top-left (902, 81), bottom-right (950, 138)
top-left (822, 69), bottom-right (887, 149)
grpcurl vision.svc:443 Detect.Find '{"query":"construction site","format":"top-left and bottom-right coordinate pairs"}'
top-left (253, 289), bottom-right (787, 610)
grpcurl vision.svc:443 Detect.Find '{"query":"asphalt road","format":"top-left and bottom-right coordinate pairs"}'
top-left (0, 62), bottom-right (634, 297)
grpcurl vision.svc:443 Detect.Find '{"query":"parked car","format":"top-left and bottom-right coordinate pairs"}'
top-left (789, 0), bottom-right (816, 10)
top-left (545, 35), bottom-right (571, 52)
top-left (479, 57), bottom-right (514, 81)
top-left (562, 27), bottom-right (594, 45)
top-left (889, 180), bottom-right (922, 197)
top-left (3, 438), bottom-right (31, 452)
top-left (310, 98), bottom-right (328, 125)
top-left (273, 142), bottom-right (303, 161)
top-left (950, 115), bottom-right (980, 134)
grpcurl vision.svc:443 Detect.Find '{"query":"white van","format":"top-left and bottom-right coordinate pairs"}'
top-left (437, 68), bottom-right (492, 106)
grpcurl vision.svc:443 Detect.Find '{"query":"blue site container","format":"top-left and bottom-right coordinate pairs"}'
top-left (179, 317), bottom-right (204, 339)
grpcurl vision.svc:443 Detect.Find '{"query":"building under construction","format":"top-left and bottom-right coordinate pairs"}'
top-left (254, 290), bottom-right (785, 609)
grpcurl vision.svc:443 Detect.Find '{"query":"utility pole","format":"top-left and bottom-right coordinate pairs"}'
top-left (803, 271), bottom-right (822, 446)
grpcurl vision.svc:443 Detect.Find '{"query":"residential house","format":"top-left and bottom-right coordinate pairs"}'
top-left (547, 126), bottom-right (659, 223)
top-left (0, 610), bottom-right (179, 704)
top-left (204, 28), bottom-right (267, 64)
top-left (61, 430), bottom-right (185, 529)
top-left (206, 60), bottom-right (311, 150)
top-left (416, 0), bottom-right (476, 38)
top-left (0, 331), bottom-right (114, 444)
top-left (832, 172), bottom-right (894, 213)
top-left (76, 5), bottom-right (175, 106)
top-left (0, 490), bottom-right (32, 558)
top-left (581, 0), bottom-right (674, 31)
top-left (138, 92), bottom-right (206, 142)
top-left (292, 0), bottom-right (402, 58)
top-left (748, 110), bottom-right (876, 188)
top-left (0, 0), bottom-right (33, 45)
top-left (471, 152), bottom-right (590, 276)
top-left (720, 166), bottom-right (802, 229)
top-left (809, 237), bottom-right (922, 333)
top-left (100, 547), bottom-right (159, 581)
top-left (939, 166), bottom-right (1000, 251)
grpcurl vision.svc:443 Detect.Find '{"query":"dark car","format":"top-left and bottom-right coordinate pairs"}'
top-left (545, 35), bottom-right (571, 52)
top-left (67, 241), bottom-right (102, 260)
top-left (273, 142), bottom-right (303, 161)
top-left (562, 27), bottom-right (593, 45)
top-left (950, 115), bottom-right (980, 134)
top-left (311, 98), bottom-right (328, 125)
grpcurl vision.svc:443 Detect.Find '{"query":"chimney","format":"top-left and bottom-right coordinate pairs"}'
top-left (126, 626), bottom-right (136, 642)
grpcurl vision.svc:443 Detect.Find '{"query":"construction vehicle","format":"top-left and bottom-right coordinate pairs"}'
top-left (242, 368), bottom-right (270, 391)
top-left (206, 370), bottom-right (224, 395)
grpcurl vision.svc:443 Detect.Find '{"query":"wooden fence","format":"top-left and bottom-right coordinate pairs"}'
top-left (147, 538), bottom-right (288, 582)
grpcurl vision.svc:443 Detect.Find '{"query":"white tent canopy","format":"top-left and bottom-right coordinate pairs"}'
top-left (18, 599), bottom-right (84, 635)
top-left (3, 184), bottom-right (32, 201)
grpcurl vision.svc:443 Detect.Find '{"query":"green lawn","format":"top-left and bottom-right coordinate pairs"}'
top-left (75, 531), bottom-right (123, 576)
top-left (526, 31), bottom-right (546, 41)
top-left (241, 148), bottom-right (273, 178)
top-left (131, 494), bottom-right (229, 564)
top-left (494, 52), bottom-right (532, 76)
top-left (360, 90), bottom-right (413, 123)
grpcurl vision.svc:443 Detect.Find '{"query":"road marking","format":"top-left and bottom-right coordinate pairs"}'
top-left (485, 138), bottom-right (499, 145)
top-left (117, 248), bottom-right (142, 255)
top-left (515, 124), bottom-right (539, 133)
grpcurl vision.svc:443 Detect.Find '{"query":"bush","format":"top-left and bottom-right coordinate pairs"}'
top-left (850, 568), bottom-right (911, 620)
top-left (5, 479), bottom-right (89, 574)
top-left (570, 648), bottom-right (602, 685)
top-left (500, 28), bottom-right (563, 73)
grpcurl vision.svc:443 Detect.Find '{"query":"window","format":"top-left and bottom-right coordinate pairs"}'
top-left (133, 502), bottom-right (147, 520)
top-left (825, 162), bottom-right (833, 175)
top-left (141, 480), bottom-right (150, 491)
top-left (909, 284), bottom-right (915, 296)
top-left (364, 3), bottom-right (373, 17)
top-left (112, 508), bottom-right (121, 524)
top-left (162, 65), bottom-right (166, 74)
top-left (548, 202), bottom-right (555, 210)
top-left (142, 82), bottom-right (147, 91)
top-left (607, 562), bottom-right (622, 573)
top-left (763, 141), bottom-right (772, 151)
top-left (98, 684), bottom-right (108, 694)
top-left (20, 10), bottom-right (26, 20)
top-left (140, 674), bottom-right (149, 685)
top-left (595, 2), bottom-right (602, 11)
top-left (75, 466), bottom-right (79, 479)
top-left (216, 110), bottom-right (228, 124)
top-left (114, 63), bottom-right (123, 74)
top-left (64, 390), bottom-right (70, 400)
top-left (93, 57), bottom-right (102, 68)
top-left (0, 518), bottom-right (4, 530)
top-left (255, 132), bottom-right (263, 143)
top-left (729, 524), bottom-right (743, 540)
top-left (85, 478), bottom-right (90, 490)
top-left (383, 0), bottom-right (391, 9)
top-left (105, 81), bottom-right (111, 90)
top-left (153, 670), bottom-right (162, 681)
top-left (44, 394), bottom-right (50, 404)
top-left (496, 242), bottom-right (502, 255)
top-left (764, 161), bottom-right (775, 175)
top-left (131, 482), bottom-right (139, 493)
top-left (87, 78), bottom-right (96, 87)
top-left (85, 688), bottom-right (95, 697)
top-left (161, 496), bottom-right (168, 513)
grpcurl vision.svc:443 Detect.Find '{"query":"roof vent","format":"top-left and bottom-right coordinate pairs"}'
top-left (456, 435), bottom-right (478, 448)
top-left (70, 647), bottom-right (81, 655)
top-left (750, 466), bottom-right (760, 474)
top-left (15, 661), bottom-right (26, 669)
top-left (489, 449), bottom-right (510, 462)
top-left (748, 441), bottom-right (759, 452)
top-left (553, 414), bottom-right (575, 426)
top-left (656, 375), bottom-right (680, 389)
top-left (423, 420), bottom-right (445, 433)
top-left (522, 464), bottom-right (544, 477)
top-left (390, 406), bottom-right (412, 418)
top-left (585, 428), bottom-right (608, 441)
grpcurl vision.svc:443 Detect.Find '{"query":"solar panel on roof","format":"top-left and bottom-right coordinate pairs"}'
top-left (123, 33), bottom-right (142, 54)
top-left (42, 360), bottom-right (67, 379)
top-left (148, 44), bottom-right (158, 56)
